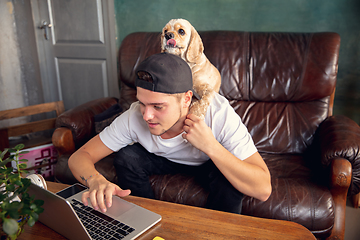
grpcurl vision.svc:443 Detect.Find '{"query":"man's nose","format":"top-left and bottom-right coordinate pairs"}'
top-left (143, 107), bottom-right (154, 121)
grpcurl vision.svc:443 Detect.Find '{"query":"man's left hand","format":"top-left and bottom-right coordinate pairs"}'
top-left (182, 113), bottom-right (216, 153)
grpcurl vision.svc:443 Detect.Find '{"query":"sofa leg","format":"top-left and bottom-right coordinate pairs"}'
top-left (326, 158), bottom-right (351, 240)
top-left (352, 193), bottom-right (360, 208)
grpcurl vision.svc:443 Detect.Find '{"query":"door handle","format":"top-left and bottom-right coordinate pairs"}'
top-left (39, 20), bottom-right (52, 40)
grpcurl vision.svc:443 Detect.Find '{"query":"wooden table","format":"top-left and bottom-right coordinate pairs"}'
top-left (19, 182), bottom-right (316, 240)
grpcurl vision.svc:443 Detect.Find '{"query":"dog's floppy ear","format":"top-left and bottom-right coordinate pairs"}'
top-left (185, 26), bottom-right (204, 63)
top-left (161, 28), bottom-right (166, 53)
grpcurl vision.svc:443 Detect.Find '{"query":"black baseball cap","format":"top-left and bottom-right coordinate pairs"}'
top-left (135, 53), bottom-right (200, 99)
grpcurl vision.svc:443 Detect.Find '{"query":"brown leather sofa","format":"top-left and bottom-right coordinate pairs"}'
top-left (52, 31), bottom-right (360, 240)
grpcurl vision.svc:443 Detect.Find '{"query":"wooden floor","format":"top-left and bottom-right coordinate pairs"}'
top-left (345, 198), bottom-right (360, 240)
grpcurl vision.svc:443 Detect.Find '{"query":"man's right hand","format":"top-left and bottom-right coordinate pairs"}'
top-left (81, 174), bottom-right (131, 213)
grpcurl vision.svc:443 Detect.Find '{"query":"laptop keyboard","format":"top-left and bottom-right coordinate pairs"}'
top-left (71, 199), bottom-right (135, 240)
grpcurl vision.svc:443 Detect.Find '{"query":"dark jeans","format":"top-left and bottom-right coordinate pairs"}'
top-left (113, 143), bottom-right (243, 214)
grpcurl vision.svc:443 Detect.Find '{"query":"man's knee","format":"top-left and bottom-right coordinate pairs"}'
top-left (114, 143), bottom-right (147, 170)
top-left (113, 143), bottom-right (155, 199)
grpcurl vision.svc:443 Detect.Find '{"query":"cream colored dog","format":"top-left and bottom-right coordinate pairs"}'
top-left (161, 19), bottom-right (221, 119)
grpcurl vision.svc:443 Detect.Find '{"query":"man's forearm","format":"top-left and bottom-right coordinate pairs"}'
top-left (68, 135), bottom-right (114, 185)
top-left (68, 150), bottom-right (100, 186)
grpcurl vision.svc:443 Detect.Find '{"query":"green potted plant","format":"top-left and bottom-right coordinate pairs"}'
top-left (0, 144), bottom-right (44, 240)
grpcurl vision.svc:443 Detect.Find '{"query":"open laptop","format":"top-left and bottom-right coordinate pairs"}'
top-left (28, 183), bottom-right (161, 240)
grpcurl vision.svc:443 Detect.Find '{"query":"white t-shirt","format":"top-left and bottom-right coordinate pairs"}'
top-left (99, 93), bottom-right (257, 166)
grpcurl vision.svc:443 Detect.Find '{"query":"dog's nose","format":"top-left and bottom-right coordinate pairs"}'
top-left (165, 32), bottom-right (174, 40)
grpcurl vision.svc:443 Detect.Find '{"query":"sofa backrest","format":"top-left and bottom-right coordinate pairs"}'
top-left (118, 31), bottom-right (340, 154)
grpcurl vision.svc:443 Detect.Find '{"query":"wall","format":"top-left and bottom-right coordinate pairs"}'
top-left (114, 0), bottom-right (360, 123)
top-left (0, 1), bottom-right (25, 127)
top-left (0, 0), bottom-right (44, 128)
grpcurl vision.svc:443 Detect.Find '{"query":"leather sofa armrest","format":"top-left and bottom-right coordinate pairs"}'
top-left (54, 97), bottom-right (119, 148)
top-left (52, 127), bottom-right (75, 156)
top-left (315, 115), bottom-right (360, 196)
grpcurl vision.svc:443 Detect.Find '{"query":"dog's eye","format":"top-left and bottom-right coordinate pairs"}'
top-left (164, 30), bottom-right (168, 34)
top-left (178, 29), bottom-right (185, 36)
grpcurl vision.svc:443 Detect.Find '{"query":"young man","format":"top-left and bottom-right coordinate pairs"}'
top-left (68, 53), bottom-right (271, 214)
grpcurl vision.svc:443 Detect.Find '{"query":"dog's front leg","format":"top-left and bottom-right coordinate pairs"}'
top-left (190, 84), bottom-right (215, 119)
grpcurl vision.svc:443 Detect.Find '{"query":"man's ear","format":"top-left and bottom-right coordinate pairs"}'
top-left (183, 90), bottom-right (193, 108)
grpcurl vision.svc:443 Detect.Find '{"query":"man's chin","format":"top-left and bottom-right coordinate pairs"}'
top-left (148, 127), bottom-right (164, 136)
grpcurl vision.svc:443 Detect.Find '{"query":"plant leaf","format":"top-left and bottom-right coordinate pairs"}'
top-left (7, 149), bottom-right (16, 154)
top-left (6, 184), bottom-right (15, 192)
top-left (8, 201), bottom-right (23, 210)
top-left (3, 218), bottom-right (19, 235)
top-left (0, 158), bottom-right (12, 167)
top-left (14, 144), bottom-right (25, 150)
top-left (34, 199), bottom-right (44, 206)
top-left (30, 212), bottom-right (39, 221)
top-left (27, 216), bottom-right (36, 227)
top-left (0, 167), bottom-right (13, 175)
top-left (21, 178), bottom-right (31, 188)
top-left (8, 173), bottom-right (21, 181)
top-left (18, 163), bottom-right (27, 169)
top-left (0, 148), bottom-right (8, 159)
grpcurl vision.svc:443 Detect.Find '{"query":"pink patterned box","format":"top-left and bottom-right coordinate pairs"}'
top-left (12, 143), bottom-right (58, 179)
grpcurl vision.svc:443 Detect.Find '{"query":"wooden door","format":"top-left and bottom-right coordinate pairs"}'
top-left (31, 0), bottom-right (118, 110)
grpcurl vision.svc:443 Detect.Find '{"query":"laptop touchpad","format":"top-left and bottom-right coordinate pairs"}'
top-left (106, 196), bottom-right (135, 217)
